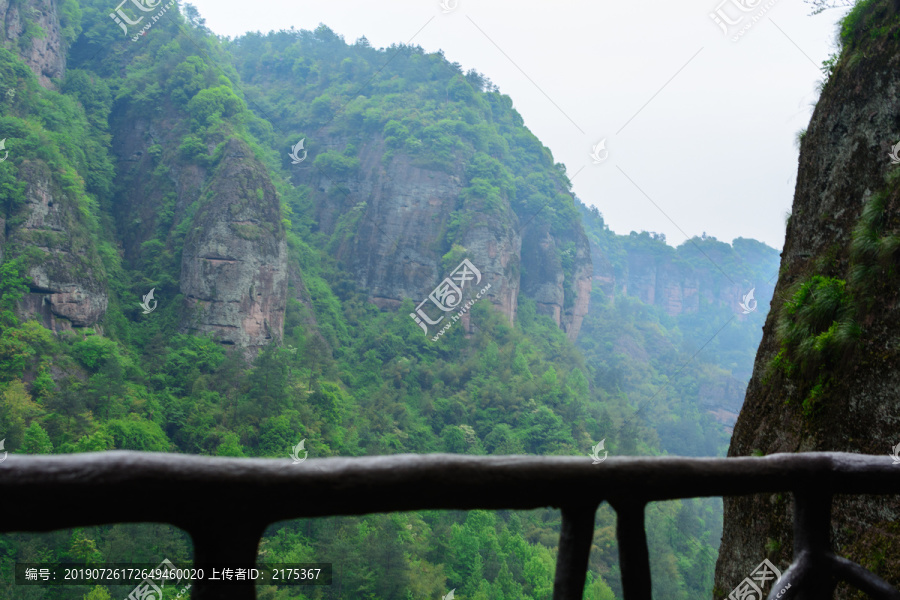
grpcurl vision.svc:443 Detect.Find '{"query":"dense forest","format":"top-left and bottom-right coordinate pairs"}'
top-left (0, 1), bottom-right (780, 598)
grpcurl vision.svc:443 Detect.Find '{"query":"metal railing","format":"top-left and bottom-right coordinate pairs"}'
top-left (2, 451), bottom-right (900, 599)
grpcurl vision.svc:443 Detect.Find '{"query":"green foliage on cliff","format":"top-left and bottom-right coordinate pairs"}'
top-left (0, 3), bottom-right (776, 599)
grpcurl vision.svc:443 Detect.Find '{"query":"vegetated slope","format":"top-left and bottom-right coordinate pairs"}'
top-left (715, 0), bottom-right (900, 596)
top-left (226, 27), bottom-right (591, 341)
top-left (578, 204), bottom-right (780, 458)
top-left (0, 1), bottom-right (771, 598)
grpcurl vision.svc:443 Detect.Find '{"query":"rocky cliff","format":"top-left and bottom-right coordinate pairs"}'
top-left (0, 0), bottom-right (69, 89)
top-left (296, 131), bottom-right (592, 342)
top-left (714, 0), bottom-right (900, 596)
top-left (587, 225), bottom-right (778, 319)
top-left (180, 138), bottom-right (288, 347)
top-left (11, 159), bottom-right (108, 331)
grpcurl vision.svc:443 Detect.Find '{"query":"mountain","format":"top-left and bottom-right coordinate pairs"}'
top-left (0, 1), bottom-right (781, 598)
top-left (714, 0), bottom-right (900, 595)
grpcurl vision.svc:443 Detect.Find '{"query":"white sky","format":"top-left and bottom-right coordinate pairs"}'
top-left (185, 0), bottom-right (849, 250)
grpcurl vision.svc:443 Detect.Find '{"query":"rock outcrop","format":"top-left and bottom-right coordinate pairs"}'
top-left (298, 134), bottom-right (592, 340)
top-left (9, 160), bottom-right (108, 331)
top-left (180, 138), bottom-right (288, 349)
top-left (0, 0), bottom-right (67, 88)
top-left (715, 1), bottom-right (900, 596)
top-left (591, 237), bottom-right (776, 318)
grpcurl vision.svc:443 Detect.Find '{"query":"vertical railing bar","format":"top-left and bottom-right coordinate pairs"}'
top-left (612, 500), bottom-right (652, 600)
top-left (189, 522), bottom-right (265, 600)
top-left (551, 504), bottom-right (599, 600)
top-left (789, 490), bottom-right (837, 600)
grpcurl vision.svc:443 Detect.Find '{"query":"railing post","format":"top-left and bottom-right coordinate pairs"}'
top-left (612, 500), bottom-right (651, 600)
top-left (768, 490), bottom-right (837, 600)
top-left (552, 504), bottom-right (598, 600)
top-left (791, 490), bottom-right (837, 600)
top-left (189, 522), bottom-right (265, 600)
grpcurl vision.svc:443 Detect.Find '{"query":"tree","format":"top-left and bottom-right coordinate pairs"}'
top-left (0, 379), bottom-right (41, 448)
top-left (0, 258), bottom-right (29, 328)
top-left (83, 586), bottom-right (112, 600)
top-left (441, 425), bottom-right (468, 453)
top-left (215, 432), bottom-right (245, 457)
top-left (21, 422), bottom-right (52, 454)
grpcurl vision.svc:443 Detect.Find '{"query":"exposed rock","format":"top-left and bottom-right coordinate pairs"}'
top-left (109, 110), bottom-right (207, 262)
top-left (0, 0), bottom-right (66, 89)
top-left (180, 138), bottom-right (288, 350)
top-left (520, 224), bottom-right (592, 341)
top-left (715, 2), bottom-right (900, 595)
top-left (8, 160), bottom-right (107, 330)
top-left (299, 134), bottom-right (591, 339)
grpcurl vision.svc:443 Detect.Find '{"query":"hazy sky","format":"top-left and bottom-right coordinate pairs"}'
top-left (186, 0), bottom-right (849, 250)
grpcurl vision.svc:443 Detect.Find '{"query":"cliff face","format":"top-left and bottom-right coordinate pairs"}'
top-left (0, 0), bottom-right (100, 330)
top-left (306, 137), bottom-right (522, 322)
top-left (11, 160), bottom-right (108, 330)
top-left (179, 138), bottom-right (288, 348)
top-left (300, 133), bottom-right (592, 341)
top-left (715, 1), bottom-right (900, 596)
top-left (107, 98), bottom-right (289, 350)
top-left (0, 0), bottom-right (67, 88)
top-left (591, 238), bottom-right (775, 318)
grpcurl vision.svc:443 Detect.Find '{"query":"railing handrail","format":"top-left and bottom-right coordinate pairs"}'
top-left (3, 451), bottom-right (899, 600)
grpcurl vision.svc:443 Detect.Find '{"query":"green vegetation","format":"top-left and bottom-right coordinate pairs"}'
top-left (771, 275), bottom-right (858, 414)
top-left (0, 2), bottom-right (777, 598)
top-left (839, 0), bottom-right (900, 48)
top-left (767, 175), bottom-right (900, 414)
